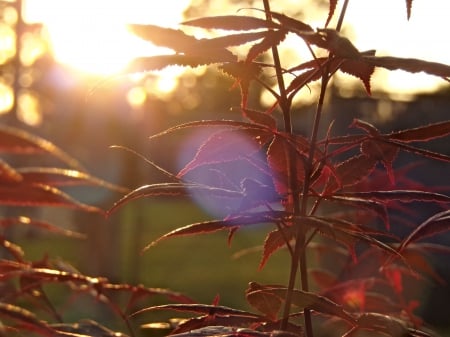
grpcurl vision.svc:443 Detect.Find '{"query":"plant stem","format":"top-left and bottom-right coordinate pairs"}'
top-left (261, 0), bottom-right (310, 335)
top-left (274, 1), bottom-right (351, 336)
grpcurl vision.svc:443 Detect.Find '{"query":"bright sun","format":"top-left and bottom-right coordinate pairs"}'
top-left (20, 0), bottom-right (450, 94)
top-left (23, 0), bottom-right (191, 76)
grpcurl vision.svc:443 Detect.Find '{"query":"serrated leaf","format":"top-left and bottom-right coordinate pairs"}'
top-left (363, 55), bottom-right (450, 79)
top-left (248, 285), bottom-right (355, 323)
top-left (299, 216), bottom-right (399, 258)
top-left (388, 120), bottom-right (450, 143)
top-left (144, 211), bottom-right (281, 251)
top-left (177, 128), bottom-right (273, 177)
top-left (17, 167), bottom-right (128, 192)
top-left (242, 109), bottom-right (277, 130)
top-left (109, 183), bottom-right (242, 215)
top-left (361, 140), bottom-right (398, 185)
top-left (269, 12), bottom-right (314, 33)
top-left (246, 30), bottom-right (287, 62)
top-left (51, 320), bottom-right (128, 337)
top-left (259, 226), bottom-right (295, 270)
top-left (245, 283), bottom-right (283, 321)
top-left (339, 55), bottom-right (375, 95)
top-left (267, 135), bottom-right (307, 195)
top-left (143, 220), bottom-right (237, 251)
top-left (128, 24), bottom-right (199, 52)
top-left (196, 31), bottom-right (269, 50)
top-left (325, 0), bottom-right (338, 27)
top-left (0, 125), bottom-right (84, 170)
top-left (0, 216), bottom-right (85, 239)
top-left (126, 53), bottom-right (236, 73)
top-left (182, 15), bottom-right (279, 31)
top-left (0, 159), bottom-right (23, 184)
top-left (316, 29), bottom-right (361, 59)
top-left (0, 302), bottom-right (56, 336)
top-left (336, 190), bottom-right (450, 204)
top-left (1, 236), bottom-right (24, 261)
top-left (406, 0), bottom-right (413, 20)
top-left (355, 313), bottom-right (409, 336)
top-left (399, 210), bottom-right (450, 251)
top-left (133, 303), bottom-right (261, 319)
top-left (149, 120), bottom-right (271, 140)
top-left (0, 182), bottom-right (102, 213)
top-left (324, 195), bottom-right (390, 230)
top-left (327, 154), bottom-right (378, 192)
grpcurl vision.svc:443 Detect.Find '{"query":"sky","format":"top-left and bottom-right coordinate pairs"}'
top-left (20, 0), bottom-right (450, 96)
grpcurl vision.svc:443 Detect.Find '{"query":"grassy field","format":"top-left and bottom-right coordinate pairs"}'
top-left (15, 198), bottom-right (292, 330)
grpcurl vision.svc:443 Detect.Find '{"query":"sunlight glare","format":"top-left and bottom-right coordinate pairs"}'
top-left (343, 0), bottom-right (450, 95)
top-left (23, 0), bottom-right (191, 76)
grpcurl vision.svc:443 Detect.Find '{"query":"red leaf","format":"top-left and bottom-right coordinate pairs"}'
top-left (406, 0), bottom-right (413, 20)
top-left (133, 303), bottom-right (261, 319)
top-left (177, 128), bottom-right (272, 177)
top-left (250, 285), bottom-right (356, 323)
top-left (127, 53), bottom-right (236, 73)
top-left (245, 283), bottom-right (283, 321)
top-left (317, 29), bottom-right (361, 59)
top-left (269, 12), bottom-right (314, 33)
top-left (143, 220), bottom-right (237, 251)
top-left (0, 182), bottom-right (102, 213)
top-left (0, 236), bottom-right (24, 261)
top-left (336, 190), bottom-right (450, 204)
top-left (18, 167), bottom-right (128, 192)
top-left (0, 159), bottom-right (23, 184)
top-left (259, 226), bottom-right (296, 270)
top-left (327, 154), bottom-right (378, 192)
top-left (362, 55), bottom-right (450, 79)
top-left (149, 120), bottom-right (271, 140)
top-left (361, 139), bottom-right (398, 185)
top-left (325, 0), bottom-right (338, 27)
top-left (128, 24), bottom-right (199, 52)
top-left (388, 120), bottom-right (450, 143)
top-left (0, 303), bottom-right (55, 336)
top-left (339, 56), bottom-right (376, 95)
top-left (267, 135), bottom-right (308, 195)
top-left (242, 109), bottom-right (277, 130)
top-left (0, 216), bottom-right (85, 239)
top-left (109, 183), bottom-right (242, 216)
top-left (182, 15), bottom-right (279, 31)
top-left (399, 210), bottom-right (450, 251)
top-left (246, 30), bottom-right (287, 62)
top-left (0, 125), bottom-right (83, 170)
top-left (144, 212), bottom-right (280, 252)
top-left (196, 31), bottom-right (268, 50)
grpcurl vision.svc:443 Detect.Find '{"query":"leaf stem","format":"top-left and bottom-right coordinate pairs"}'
top-left (260, 0), bottom-right (310, 335)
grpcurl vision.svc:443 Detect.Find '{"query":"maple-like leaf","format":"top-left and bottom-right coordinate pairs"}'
top-left (406, 0), bottom-right (413, 20)
top-left (0, 125), bottom-right (84, 170)
top-left (325, 0), bottom-right (338, 27)
top-left (245, 30), bottom-right (287, 62)
top-left (247, 284), bottom-right (356, 324)
top-left (126, 53), bottom-right (236, 74)
top-left (0, 182), bottom-right (102, 213)
top-left (182, 15), bottom-right (278, 31)
top-left (177, 128), bottom-right (273, 177)
top-left (398, 210), bottom-right (450, 251)
top-left (363, 55), bottom-right (450, 80)
top-left (108, 183), bottom-right (242, 216)
top-left (388, 120), bottom-right (450, 143)
top-left (17, 167), bottom-right (128, 192)
top-left (242, 109), bottom-right (277, 130)
top-left (0, 216), bottom-right (85, 239)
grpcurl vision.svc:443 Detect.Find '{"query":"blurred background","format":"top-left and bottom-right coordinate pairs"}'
top-left (0, 0), bottom-right (449, 334)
